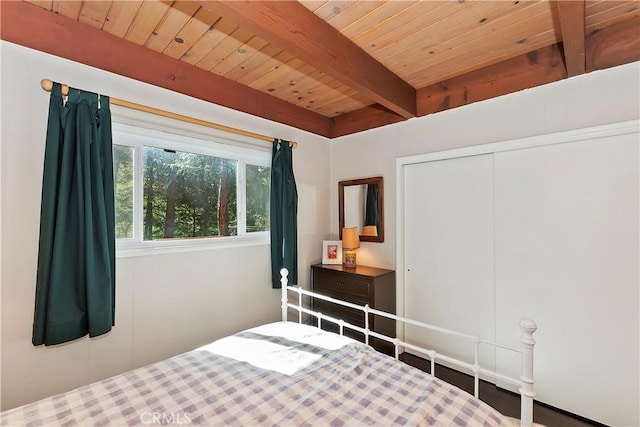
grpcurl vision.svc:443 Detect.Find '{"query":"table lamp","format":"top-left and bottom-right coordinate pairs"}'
top-left (342, 227), bottom-right (360, 268)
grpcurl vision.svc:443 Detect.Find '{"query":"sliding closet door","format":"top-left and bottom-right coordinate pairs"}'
top-left (404, 154), bottom-right (495, 370)
top-left (494, 133), bottom-right (639, 426)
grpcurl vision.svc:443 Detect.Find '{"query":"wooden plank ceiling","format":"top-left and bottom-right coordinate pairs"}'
top-left (2, 1), bottom-right (639, 139)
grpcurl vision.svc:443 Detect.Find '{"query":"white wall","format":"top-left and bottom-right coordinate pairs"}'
top-left (0, 41), bottom-right (330, 410)
top-left (331, 62), bottom-right (640, 423)
top-left (330, 124), bottom-right (400, 269)
top-left (330, 62), bottom-right (640, 269)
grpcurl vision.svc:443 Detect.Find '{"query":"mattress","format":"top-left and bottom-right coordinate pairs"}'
top-left (0, 321), bottom-right (509, 426)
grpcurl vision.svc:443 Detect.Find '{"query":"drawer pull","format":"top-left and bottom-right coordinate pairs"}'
top-left (336, 281), bottom-right (344, 286)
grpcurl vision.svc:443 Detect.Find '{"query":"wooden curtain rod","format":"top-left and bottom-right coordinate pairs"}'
top-left (40, 79), bottom-right (297, 148)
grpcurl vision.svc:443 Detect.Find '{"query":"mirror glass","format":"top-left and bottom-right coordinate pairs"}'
top-left (339, 176), bottom-right (384, 243)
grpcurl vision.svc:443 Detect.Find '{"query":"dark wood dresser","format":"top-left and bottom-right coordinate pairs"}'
top-left (310, 264), bottom-right (396, 354)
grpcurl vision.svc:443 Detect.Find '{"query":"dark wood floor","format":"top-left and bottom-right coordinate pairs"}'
top-left (399, 353), bottom-right (605, 427)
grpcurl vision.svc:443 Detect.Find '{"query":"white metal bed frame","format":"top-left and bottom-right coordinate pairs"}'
top-left (279, 269), bottom-right (537, 427)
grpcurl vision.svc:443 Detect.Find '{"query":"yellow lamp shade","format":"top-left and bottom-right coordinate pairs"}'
top-left (342, 227), bottom-right (360, 249)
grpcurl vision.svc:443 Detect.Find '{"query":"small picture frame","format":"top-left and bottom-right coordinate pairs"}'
top-left (322, 240), bottom-right (342, 265)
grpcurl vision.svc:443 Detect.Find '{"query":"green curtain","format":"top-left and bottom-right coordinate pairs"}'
top-left (270, 139), bottom-right (298, 288)
top-left (32, 82), bottom-right (115, 346)
top-left (365, 183), bottom-right (379, 227)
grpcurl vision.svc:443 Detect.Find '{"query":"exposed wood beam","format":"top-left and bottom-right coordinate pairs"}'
top-left (196, 1), bottom-right (417, 119)
top-left (417, 44), bottom-right (567, 117)
top-left (416, 17), bottom-right (639, 121)
top-left (331, 105), bottom-right (407, 138)
top-left (334, 17), bottom-right (640, 139)
top-left (3, 2), bottom-right (637, 140)
top-left (557, 1), bottom-right (586, 77)
top-left (586, 15), bottom-right (640, 72)
top-left (0, 1), bottom-right (333, 138)
top-left (341, 17), bottom-right (640, 136)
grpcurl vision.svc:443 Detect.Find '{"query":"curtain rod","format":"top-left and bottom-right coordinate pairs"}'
top-left (40, 79), bottom-right (297, 148)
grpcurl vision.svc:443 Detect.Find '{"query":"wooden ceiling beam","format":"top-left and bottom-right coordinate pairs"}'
top-left (333, 44), bottom-right (567, 137)
top-left (334, 44), bottom-right (568, 138)
top-left (417, 44), bottom-right (567, 117)
top-left (196, 1), bottom-right (417, 119)
top-left (413, 15), bottom-right (638, 123)
top-left (3, 2), bottom-right (637, 140)
top-left (335, 16), bottom-right (640, 138)
top-left (556, 1), bottom-right (586, 77)
top-left (0, 1), bottom-right (333, 138)
top-left (586, 15), bottom-right (640, 72)
top-left (331, 105), bottom-right (406, 139)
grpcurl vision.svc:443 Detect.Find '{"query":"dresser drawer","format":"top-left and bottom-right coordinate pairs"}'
top-left (313, 299), bottom-right (366, 327)
top-left (312, 269), bottom-right (371, 299)
top-left (310, 264), bottom-right (396, 355)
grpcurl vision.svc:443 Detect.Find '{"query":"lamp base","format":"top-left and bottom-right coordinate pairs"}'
top-left (344, 250), bottom-right (357, 268)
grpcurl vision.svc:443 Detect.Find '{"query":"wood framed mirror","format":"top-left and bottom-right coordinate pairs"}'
top-left (339, 176), bottom-right (384, 243)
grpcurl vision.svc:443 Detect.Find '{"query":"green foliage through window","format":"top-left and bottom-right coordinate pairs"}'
top-left (114, 145), bottom-right (133, 239)
top-left (143, 147), bottom-right (238, 240)
top-left (246, 164), bottom-right (270, 233)
top-left (112, 123), bottom-right (271, 247)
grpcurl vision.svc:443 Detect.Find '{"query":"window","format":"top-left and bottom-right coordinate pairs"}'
top-left (114, 145), bottom-right (134, 239)
top-left (113, 122), bottom-right (270, 254)
top-left (142, 147), bottom-right (238, 239)
top-left (246, 164), bottom-right (270, 233)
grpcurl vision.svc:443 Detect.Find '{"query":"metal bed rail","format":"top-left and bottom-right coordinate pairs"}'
top-left (279, 268), bottom-right (537, 427)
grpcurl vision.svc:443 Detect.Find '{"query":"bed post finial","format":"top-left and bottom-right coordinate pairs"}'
top-left (280, 268), bottom-right (289, 322)
top-left (519, 318), bottom-right (537, 427)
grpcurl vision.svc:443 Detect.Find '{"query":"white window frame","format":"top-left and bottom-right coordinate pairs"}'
top-left (113, 121), bottom-right (271, 258)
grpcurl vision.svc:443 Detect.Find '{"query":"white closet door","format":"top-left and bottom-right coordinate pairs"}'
top-left (494, 134), bottom-right (639, 426)
top-left (404, 154), bottom-right (495, 370)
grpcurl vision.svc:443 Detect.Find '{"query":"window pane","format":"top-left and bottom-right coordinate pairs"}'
top-left (114, 145), bottom-right (134, 239)
top-left (246, 164), bottom-right (271, 233)
top-left (143, 146), bottom-right (237, 240)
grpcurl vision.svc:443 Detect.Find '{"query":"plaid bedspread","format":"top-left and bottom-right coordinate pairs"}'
top-left (1, 322), bottom-right (508, 426)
